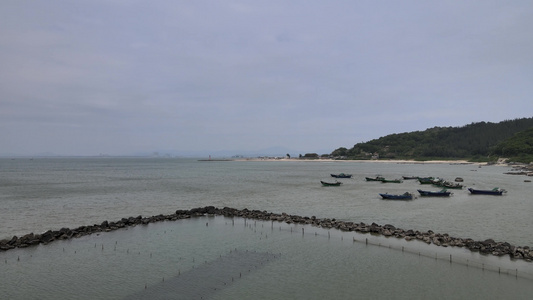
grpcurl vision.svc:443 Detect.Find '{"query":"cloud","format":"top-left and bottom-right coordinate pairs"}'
top-left (1, 1), bottom-right (532, 156)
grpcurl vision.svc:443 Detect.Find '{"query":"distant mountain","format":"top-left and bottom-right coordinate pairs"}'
top-left (331, 117), bottom-right (533, 162)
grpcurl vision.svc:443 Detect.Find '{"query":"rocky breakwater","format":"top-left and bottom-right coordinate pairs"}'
top-left (1, 206), bottom-right (532, 262)
top-left (216, 207), bottom-right (532, 262)
top-left (0, 214), bottom-right (190, 251)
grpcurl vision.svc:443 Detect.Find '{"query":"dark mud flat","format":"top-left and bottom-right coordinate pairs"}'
top-left (126, 249), bottom-right (278, 300)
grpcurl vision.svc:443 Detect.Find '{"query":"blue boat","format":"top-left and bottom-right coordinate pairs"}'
top-left (379, 192), bottom-right (413, 200)
top-left (417, 189), bottom-right (451, 197)
top-left (468, 188), bottom-right (506, 195)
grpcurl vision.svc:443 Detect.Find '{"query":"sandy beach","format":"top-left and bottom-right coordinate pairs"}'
top-left (235, 157), bottom-right (485, 165)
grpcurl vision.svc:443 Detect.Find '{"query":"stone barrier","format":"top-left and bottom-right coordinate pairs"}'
top-left (1, 206), bottom-right (531, 262)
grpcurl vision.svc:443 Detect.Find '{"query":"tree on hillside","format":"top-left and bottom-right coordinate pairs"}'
top-left (331, 118), bottom-right (533, 161)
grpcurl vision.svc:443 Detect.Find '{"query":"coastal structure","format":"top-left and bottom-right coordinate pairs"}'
top-left (1, 206), bottom-right (532, 262)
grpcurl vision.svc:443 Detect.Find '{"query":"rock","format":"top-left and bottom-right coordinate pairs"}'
top-left (7, 236), bottom-right (19, 246)
top-left (481, 239), bottom-right (496, 247)
top-left (40, 231), bottom-right (54, 244)
top-left (0, 242), bottom-right (14, 251)
top-left (383, 224), bottom-right (396, 231)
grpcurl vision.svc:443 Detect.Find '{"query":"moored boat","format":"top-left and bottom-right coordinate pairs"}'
top-left (379, 192), bottom-right (413, 200)
top-left (331, 173), bottom-right (352, 178)
top-left (417, 189), bottom-right (451, 197)
top-left (321, 180), bottom-right (342, 186)
top-left (468, 187), bottom-right (506, 195)
top-left (402, 176), bottom-right (418, 180)
top-left (432, 179), bottom-right (463, 189)
top-left (365, 176), bottom-right (385, 181)
top-left (380, 178), bottom-right (403, 183)
top-left (417, 177), bottom-right (434, 184)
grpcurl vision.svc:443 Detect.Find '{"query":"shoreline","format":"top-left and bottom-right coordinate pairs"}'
top-left (235, 158), bottom-right (489, 165)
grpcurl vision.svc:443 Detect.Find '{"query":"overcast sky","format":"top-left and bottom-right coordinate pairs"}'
top-left (1, 1), bottom-right (532, 156)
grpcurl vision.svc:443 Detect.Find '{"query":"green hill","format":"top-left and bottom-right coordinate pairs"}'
top-left (491, 127), bottom-right (533, 163)
top-left (331, 117), bottom-right (533, 162)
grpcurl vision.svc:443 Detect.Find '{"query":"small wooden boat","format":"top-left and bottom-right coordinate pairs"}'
top-left (321, 180), bottom-right (342, 186)
top-left (331, 173), bottom-right (352, 178)
top-left (379, 192), bottom-right (413, 200)
top-left (417, 177), bottom-right (434, 184)
top-left (365, 176), bottom-right (384, 181)
top-left (441, 182), bottom-right (463, 189)
top-left (380, 178), bottom-right (403, 183)
top-left (432, 179), bottom-right (463, 189)
top-left (417, 189), bottom-right (451, 197)
top-left (402, 176), bottom-right (418, 180)
top-left (468, 188), bottom-right (506, 195)
top-left (455, 177), bottom-right (464, 182)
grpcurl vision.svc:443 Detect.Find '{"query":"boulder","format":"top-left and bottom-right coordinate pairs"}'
top-left (40, 231), bottom-right (54, 244)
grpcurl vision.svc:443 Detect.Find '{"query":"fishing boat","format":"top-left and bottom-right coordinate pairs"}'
top-left (432, 179), bottom-right (463, 189)
top-left (417, 189), bottom-right (452, 197)
top-left (330, 173), bottom-right (352, 178)
top-left (379, 192), bottom-right (413, 200)
top-left (402, 176), bottom-right (418, 180)
top-left (468, 188), bottom-right (506, 195)
top-left (365, 176), bottom-right (385, 181)
top-left (321, 180), bottom-right (342, 186)
top-left (380, 178), bottom-right (403, 183)
top-left (417, 177), bottom-right (434, 184)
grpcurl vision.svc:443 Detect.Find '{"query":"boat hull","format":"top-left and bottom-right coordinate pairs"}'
top-left (331, 174), bottom-right (352, 178)
top-left (379, 193), bottom-right (413, 200)
top-left (321, 181), bottom-right (342, 186)
top-left (417, 189), bottom-right (451, 197)
top-left (380, 179), bottom-right (403, 183)
top-left (417, 177), bottom-right (434, 184)
top-left (366, 177), bottom-right (384, 181)
top-left (468, 188), bottom-right (505, 195)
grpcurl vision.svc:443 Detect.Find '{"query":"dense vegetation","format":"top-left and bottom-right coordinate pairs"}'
top-left (491, 127), bottom-right (533, 163)
top-left (331, 117), bottom-right (533, 163)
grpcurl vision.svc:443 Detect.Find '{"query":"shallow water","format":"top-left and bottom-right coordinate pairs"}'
top-left (1, 157), bottom-right (532, 299)
top-left (1, 216), bottom-right (532, 300)
top-left (1, 158), bottom-right (531, 245)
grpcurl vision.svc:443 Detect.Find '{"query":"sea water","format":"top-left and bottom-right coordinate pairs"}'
top-left (1, 157), bottom-right (532, 299)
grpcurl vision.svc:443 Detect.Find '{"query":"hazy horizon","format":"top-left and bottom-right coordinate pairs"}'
top-left (2, 1), bottom-right (532, 156)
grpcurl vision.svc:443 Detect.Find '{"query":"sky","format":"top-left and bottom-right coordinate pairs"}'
top-left (1, 1), bottom-right (532, 156)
